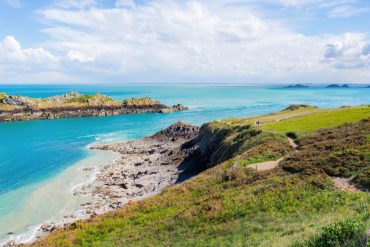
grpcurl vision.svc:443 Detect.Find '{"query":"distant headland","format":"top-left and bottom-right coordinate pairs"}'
top-left (326, 84), bottom-right (350, 88)
top-left (285, 84), bottom-right (309, 88)
top-left (0, 92), bottom-right (188, 122)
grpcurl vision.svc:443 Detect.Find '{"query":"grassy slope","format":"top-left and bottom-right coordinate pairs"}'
top-left (31, 106), bottom-right (370, 247)
top-left (260, 106), bottom-right (370, 136)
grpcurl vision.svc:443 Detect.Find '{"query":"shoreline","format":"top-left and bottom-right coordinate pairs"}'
top-left (2, 121), bottom-right (199, 246)
top-left (0, 150), bottom-right (120, 246)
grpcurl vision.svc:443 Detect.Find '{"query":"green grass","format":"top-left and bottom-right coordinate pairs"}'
top-left (292, 217), bottom-right (370, 247)
top-left (32, 164), bottom-right (370, 247)
top-left (30, 106), bottom-right (370, 247)
top-left (261, 106), bottom-right (370, 136)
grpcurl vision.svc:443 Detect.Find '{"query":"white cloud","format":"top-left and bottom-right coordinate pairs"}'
top-left (2, 0), bottom-right (370, 83)
top-left (38, 1), bottom-right (329, 79)
top-left (324, 33), bottom-right (370, 69)
top-left (0, 36), bottom-right (64, 83)
top-left (0, 36), bottom-right (58, 65)
top-left (67, 50), bottom-right (95, 62)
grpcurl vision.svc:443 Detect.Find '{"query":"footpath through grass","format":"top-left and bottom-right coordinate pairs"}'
top-left (260, 106), bottom-right (370, 136)
top-left (30, 105), bottom-right (370, 247)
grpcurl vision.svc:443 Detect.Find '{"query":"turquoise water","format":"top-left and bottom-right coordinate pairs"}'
top-left (0, 84), bottom-right (369, 242)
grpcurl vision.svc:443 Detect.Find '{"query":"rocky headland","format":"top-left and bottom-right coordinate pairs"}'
top-left (0, 92), bottom-right (188, 122)
top-left (285, 84), bottom-right (309, 88)
top-left (326, 83), bottom-right (350, 88)
top-left (16, 121), bottom-right (200, 244)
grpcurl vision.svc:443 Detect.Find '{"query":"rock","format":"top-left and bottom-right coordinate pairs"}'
top-left (154, 121), bottom-right (199, 139)
top-left (1, 95), bottom-right (35, 107)
top-left (40, 223), bottom-right (57, 233)
top-left (3, 240), bottom-right (17, 247)
top-left (46, 91), bottom-right (82, 103)
top-left (286, 84), bottom-right (309, 88)
top-left (326, 84), bottom-right (350, 88)
top-left (135, 184), bottom-right (144, 188)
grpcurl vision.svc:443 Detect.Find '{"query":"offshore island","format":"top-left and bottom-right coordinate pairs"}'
top-left (0, 92), bottom-right (187, 122)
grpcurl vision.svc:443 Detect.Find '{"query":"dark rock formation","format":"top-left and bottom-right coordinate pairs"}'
top-left (153, 121), bottom-right (199, 139)
top-left (286, 84), bottom-right (309, 88)
top-left (326, 84), bottom-right (350, 88)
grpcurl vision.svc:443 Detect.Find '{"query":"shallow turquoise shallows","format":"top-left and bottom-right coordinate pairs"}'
top-left (0, 84), bottom-right (369, 242)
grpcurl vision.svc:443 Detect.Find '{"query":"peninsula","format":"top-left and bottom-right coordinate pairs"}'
top-left (0, 92), bottom-right (187, 122)
top-left (26, 104), bottom-right (370, 247)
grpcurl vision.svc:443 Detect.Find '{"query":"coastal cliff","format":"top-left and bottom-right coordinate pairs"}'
top-left (14, 105), bottom-right (370, 247)
top-left (0, 92), bottom-right (188, 122)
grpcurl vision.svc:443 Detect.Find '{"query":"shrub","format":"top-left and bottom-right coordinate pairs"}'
top-left (286, 131), bottom-right (298, 139)
top-left (0, 92), bottom-right (6, 101)
top-left (294, 218), bottom-right (369, 247)
top-left (122, 97), bottom-right (160, 106)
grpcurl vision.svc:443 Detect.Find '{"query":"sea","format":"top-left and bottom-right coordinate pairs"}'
top-left (0, 84), bottom-right (369, 244)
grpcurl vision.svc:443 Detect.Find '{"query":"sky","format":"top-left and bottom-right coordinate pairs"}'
top-left (0, 0), bottom-right (369, 84)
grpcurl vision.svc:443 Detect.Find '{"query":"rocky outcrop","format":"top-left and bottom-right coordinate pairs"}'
top-left (84, 122), bottom-right (200, 217)
top-left (286, 84), bottom-right (309, 88)
top-left (1, 95), bottom-right (35, 107)
top-left (0, 92), bottom-right (188, 122)
top-left (153, 121), bottom-right (199, 139)
top-left (326, 84), bottom-right (350, 88)
top-left (45, 91), bottom-right (82, 103)
top-left (283, 104), bottom-right (317, 111)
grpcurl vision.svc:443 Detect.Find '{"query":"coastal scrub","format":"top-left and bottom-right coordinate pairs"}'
top-left (30, 105), bottom-right (370, 247)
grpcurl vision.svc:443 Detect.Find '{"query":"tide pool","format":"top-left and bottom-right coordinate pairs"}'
top-left (0, 84), bottom-right (369, 243)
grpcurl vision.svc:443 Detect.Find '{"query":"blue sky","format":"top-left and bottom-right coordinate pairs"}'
top-left (0, 0), bottom-right (369, 84)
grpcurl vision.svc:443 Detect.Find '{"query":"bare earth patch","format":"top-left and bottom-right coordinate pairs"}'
top-left (332, 177), bottom-right (361, 192)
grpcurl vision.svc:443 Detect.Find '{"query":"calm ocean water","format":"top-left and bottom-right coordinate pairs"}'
top-left (0, 84), bottom-right (369, 242)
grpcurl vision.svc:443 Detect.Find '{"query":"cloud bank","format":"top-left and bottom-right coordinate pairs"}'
top-left (0, 0), bottom-right (369, 84)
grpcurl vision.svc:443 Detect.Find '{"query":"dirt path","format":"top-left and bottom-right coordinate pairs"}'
top-left (287, 137), bottom-right (298, 150)
top-left (331, 177), bottom-right (362, 192)
top-left (249, 137), bottom-right (297, 171)
top-left (251, 158), bottom-right (284, 171)
top-left (249, 137), bottom-right (364, 193)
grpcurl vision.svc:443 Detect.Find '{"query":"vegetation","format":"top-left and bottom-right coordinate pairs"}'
top-left (0, 93), bottom-right (167, 111)
top-left (260, 105), bottom-right (370, 136)
top-left (122, 97), bottom-right (161, 106)
top-left (0, 92), bottom-right (6, 101)
top-left (281, 119), bottom-right (370, 189)
top-left (30, 105), bottom-right (370, 247)
top-left (66, 94), bottom-right (115, 105)
top-left (293, 217), bottom-right (369, 247)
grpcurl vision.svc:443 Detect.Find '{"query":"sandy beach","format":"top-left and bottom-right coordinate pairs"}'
top-left (2, 121), bottom-right (199, 246)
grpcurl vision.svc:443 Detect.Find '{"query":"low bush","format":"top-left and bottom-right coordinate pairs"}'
top-left (293, 218), bottom-right (369, 247)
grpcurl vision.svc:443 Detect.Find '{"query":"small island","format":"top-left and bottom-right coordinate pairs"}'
top-left (0, 92), bottom-right (188, 122)
top-left (326, 84), bottom-right (350, 88)
top-left (285, 84), bottom-right (309, 88)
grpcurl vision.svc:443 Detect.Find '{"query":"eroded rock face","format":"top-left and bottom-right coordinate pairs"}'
top-left (85, 121), bottom-right (200, 218)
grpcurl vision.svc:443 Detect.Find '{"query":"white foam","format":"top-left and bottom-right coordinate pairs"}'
top-left (0, 149), bottom-right (120, 246)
